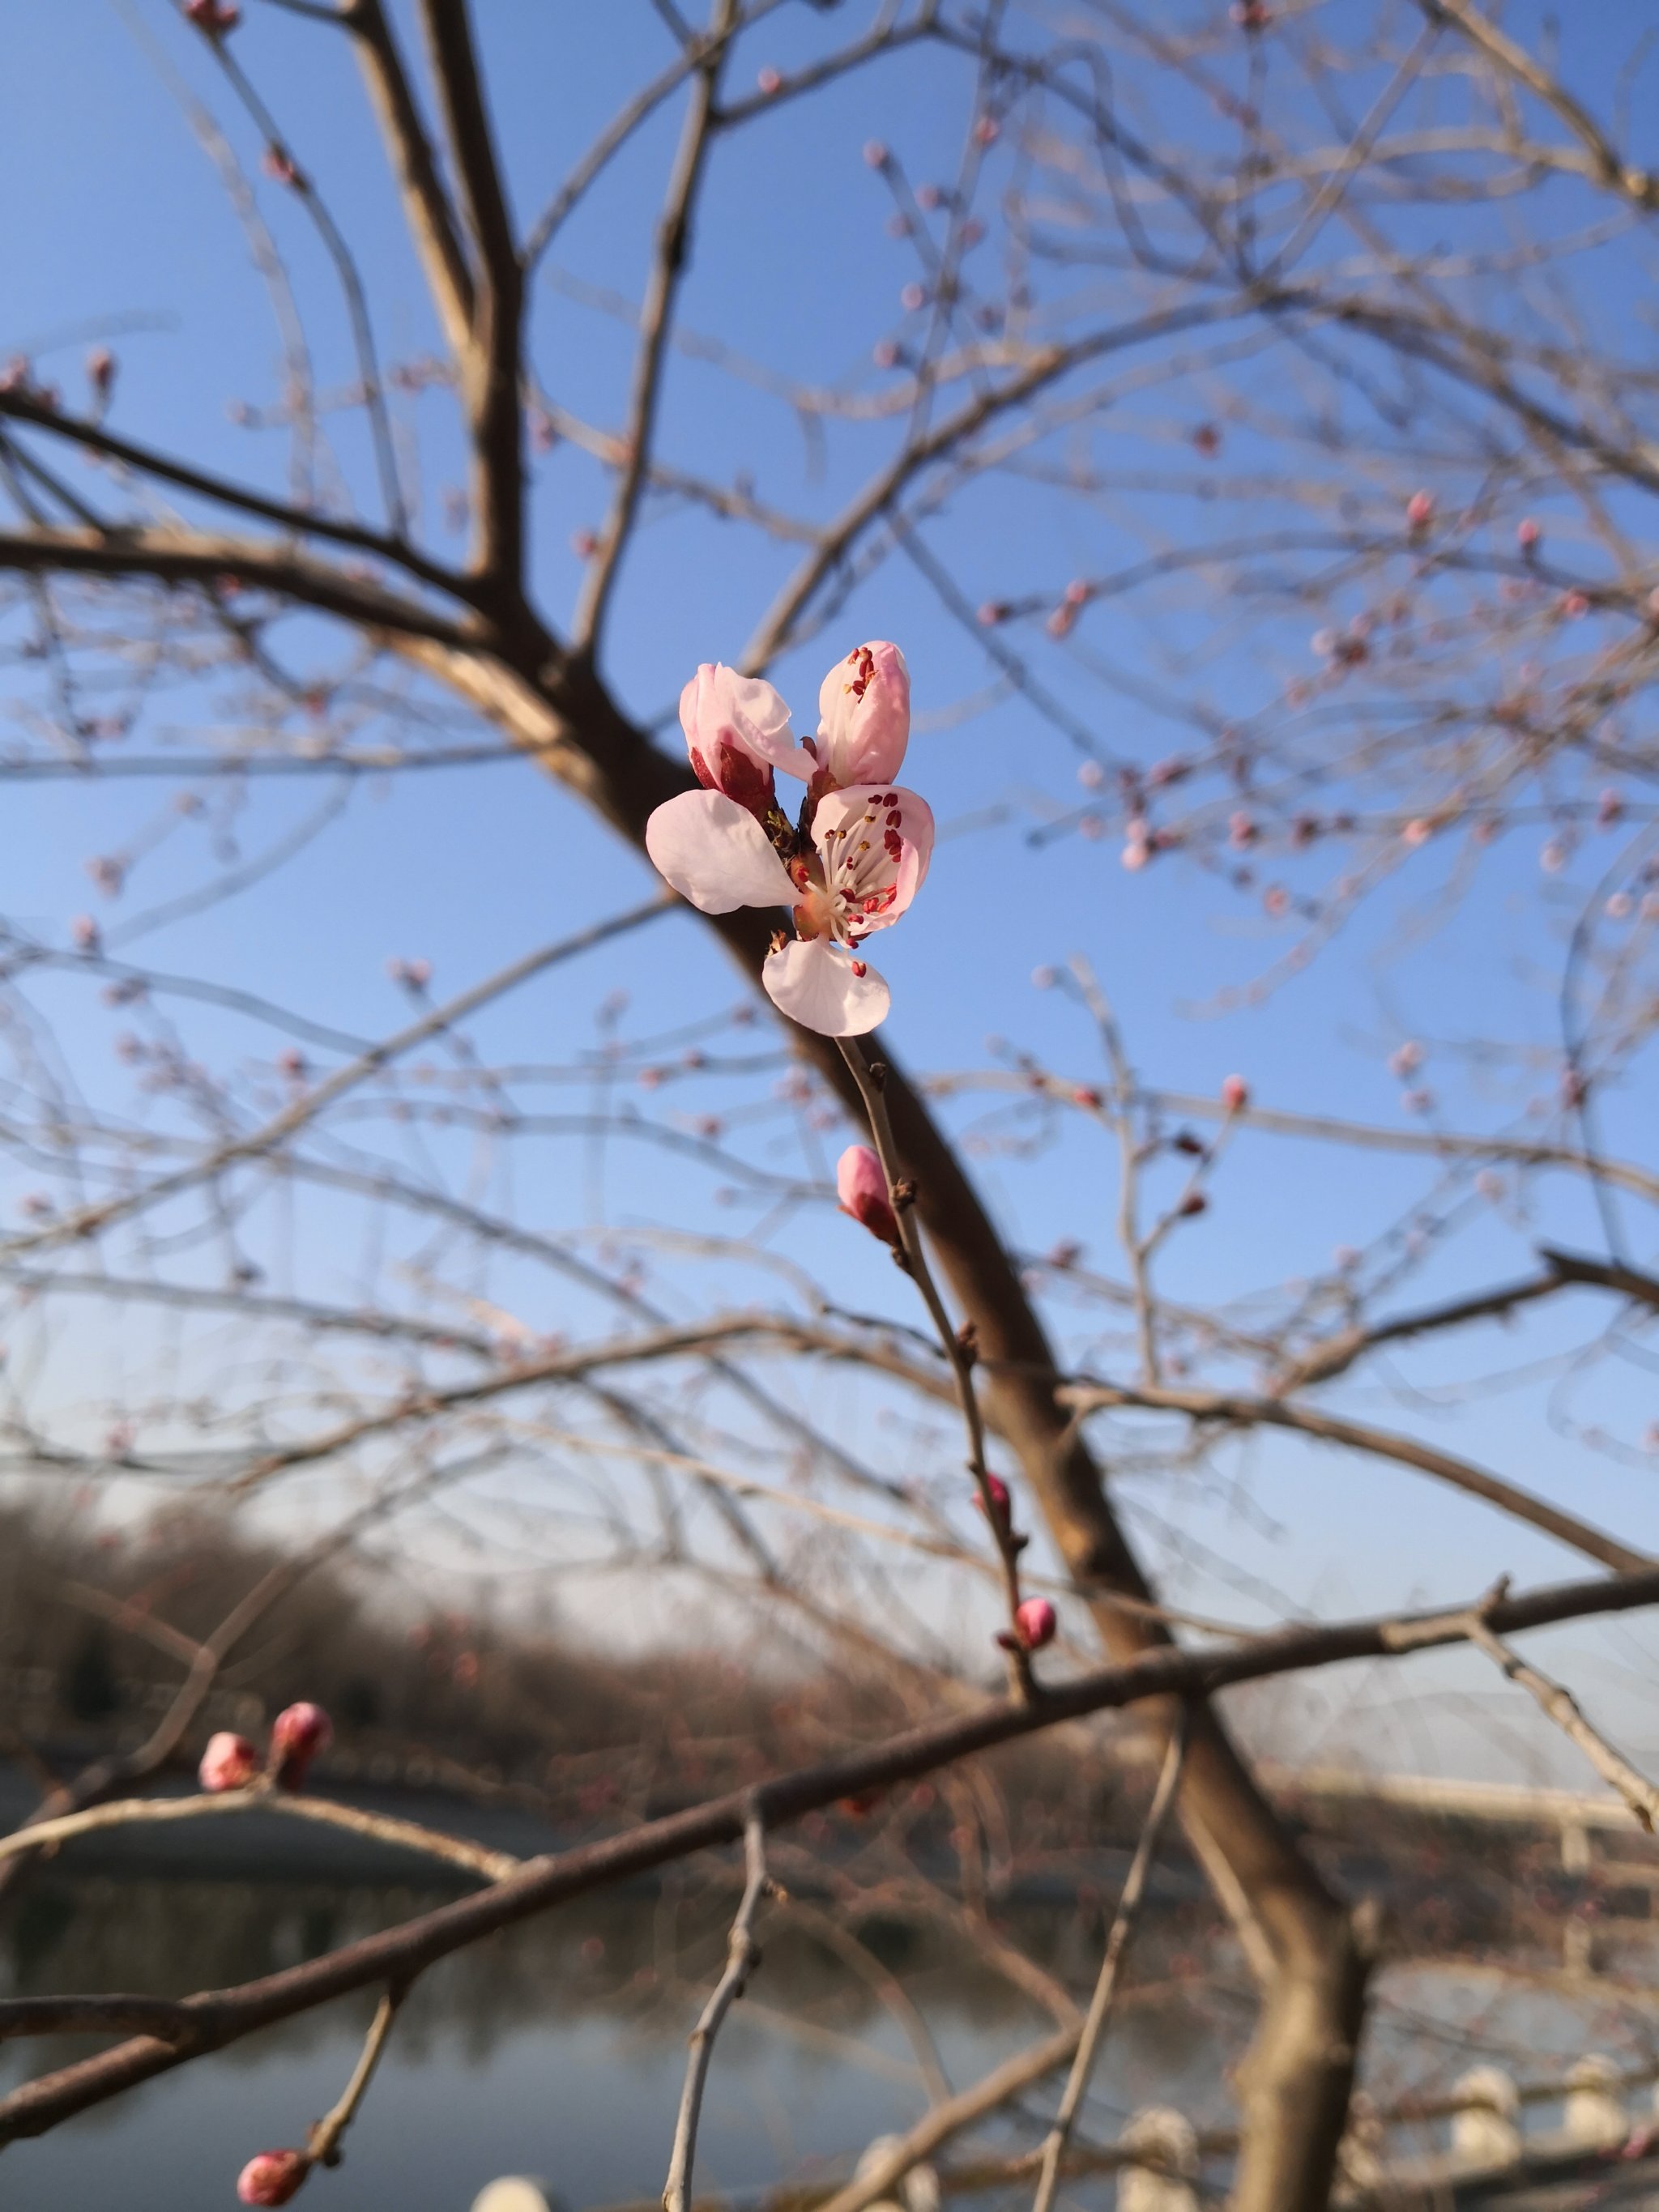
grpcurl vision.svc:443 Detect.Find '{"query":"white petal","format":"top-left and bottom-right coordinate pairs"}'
top-left (645, 791), bottom-right (796, 914)
top-left (763, 939), bottom-right (890, 1035)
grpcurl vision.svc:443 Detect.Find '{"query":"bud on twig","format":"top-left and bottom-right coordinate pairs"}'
top-left (270, 1702), bottom-right (332, 1790)
top-left (237, 2150), bottom-right (307, 2206)
top-left (836, 1145), bottom-right (899, 1247)
top-left (199, 1732), bottom-right (260, 1793)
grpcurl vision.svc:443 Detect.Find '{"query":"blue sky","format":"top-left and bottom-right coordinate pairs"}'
top-left (2, 2), bottom-right (1659, 1773)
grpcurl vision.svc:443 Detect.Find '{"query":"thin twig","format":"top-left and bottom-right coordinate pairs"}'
top-left (307, 1987), bottom-right (404, 2168)
top-left (838, 1036), bottom-right (1034, 1690)
top-left (574, 0), bottom-right (740, 651)
top-left (662, 1801), bottom-right (770, 2212)
top-left (1029, 1712), bottom-right (1189, 2212)
top-left (1465, 1601), bottom-right (1659, 1832)
top-left (0, 1785), bottom-right (521, 1883)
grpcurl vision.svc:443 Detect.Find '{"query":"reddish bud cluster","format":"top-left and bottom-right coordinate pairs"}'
top-left (198, 1703), bottom-right (332, 1795)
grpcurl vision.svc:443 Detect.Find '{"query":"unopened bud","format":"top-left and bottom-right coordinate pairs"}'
top-left (836, 1145), bottom-right (899, 1248)
top-left (1405, 490), bottom-right (1434, 531)
top-left (237, 2150), bottom-right (307, 2206)
top-left (199, 1732), bottom-right (260, 1794)
top-left (1013, 1596), bottom-right (1056, 1651)
top-left (977, 1473), bottom-right (1011, 1529)
top-left (1220, 1073), bottom-right (1249, 1112)
top-left (269, 1702), bottom-right (332, 1789)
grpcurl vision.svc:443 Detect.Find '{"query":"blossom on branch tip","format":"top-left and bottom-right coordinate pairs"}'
top-left (1013, 1597), bottom-right (1056, 1650)
top-left (237, 2151), bottom-right (308, 2206)
top-left (646, 647), bottom-right (931, 1037)
top-left (837, 1144), bottom-right (900, 1247)
top-left (199, 1732), bottom-right (260, 1793)
top-left (1220, 1074), bottom-right (1249, 1111)
top-left (270, 1702), bottom-right (332, 1788)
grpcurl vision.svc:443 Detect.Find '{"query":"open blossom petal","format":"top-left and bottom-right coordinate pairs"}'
top-left (680, 663), bottom-right (814, 801)
top-left (763, 939), bottom-right (889, 1034)
top-left (646, 791), bottom-right (797, 914)
top-left (817, 642), bottom-right (910, 786)
top-left (809, 784), bottom-right (933, 938)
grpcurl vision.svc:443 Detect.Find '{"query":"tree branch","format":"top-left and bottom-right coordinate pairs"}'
top-left (6, 1557), bottom-right (1659, 2148)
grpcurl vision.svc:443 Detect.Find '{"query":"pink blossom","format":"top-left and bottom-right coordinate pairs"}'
top-left (976, 601), bottom-right (1007, 627)
top-left (974, 115), bottom-right (1000, 145)
top-left (1120, 838), bottom-right (1148, 871)
top-left (680, 663), bottom-right (810, 814)
top-left (86, 347), bottom-right (116, 402)
top-left (71, 914), bottom-right (100, 952)
top-left (1402, 817), bottom-right (1432, 846)
top-left (756, 65), bottom-right (783, 95)
top-left (199, 1733), bottom-right (260, 1793)
top-left (646, 777), bottom-right (932, 1037)
top-left (270, 1702), bottom-right (332, 1789)
top-left (863, 140), bottom-right (889, 168)
top-left (814, 641), bottom-right (911, 786)
top-left (1516, 517), bottom-right (1541, 550)
top-left (1405, 490), bottom-right (1435, 531)
top-left (1560, 590), bottom-right (1589, 618)
top-left (837, 1144), bottom-right (899, 1247)
top-left (1013, 1597), bottom-right (1056, 1650)
top-left (237, 2151), bottom-right (307, 2206)
top-left (1221, 1074), bottom-right (1249, 1111)
top-left (1597, 787), bottom-right (1624, 826)
top-left (900, 282), bottom-right (927, 312)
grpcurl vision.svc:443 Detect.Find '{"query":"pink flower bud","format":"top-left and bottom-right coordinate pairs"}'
top-left (837, 1144), bottom-right (899, 1248)
top-left (71, 914), bottom-right (100, 952)
top-left (979, 1473), bottom-right (1012, 1527)
top-left (817, 641), bottom-right (910, 786)
top-left (261, 146), bottom-right (300, 189)
top-left (863, 140), bottom-right (889, 168)
top-left (1516, 516), bottom-right (1541, 550)
top-left (86, 347), bottom-right (116, 401)
top-left (976, 601), bottom-right (1007, 627)
top-left (1013, 1597), bottom-right (1056, 1650)
top-left (199, 1732), bottom-right (260, 1794)
top-left (680, 662), bottom-right (808, 812)
top-left (1560, 590), bottom-right (1589, 618)
top-left (269, 1702), bottom-right (332, 1789)
top-left (237, 2151), bottom-right (307, 2206)
top-left (757, 65), bottom-right (783, 95)
top-left (1598, 787), bottom-right (1623, 826)
top-left (186, 0), bottom-right (241, 33)
top-left (974, 115), bottom-right (1000, 145)
top-left (900, 282), bottom-right (927, 313)
top-left (1402, 817), bottom-right (1432, 846)
top-left (1405, 490), bottom-right (1434, 531)
top-left (1220, 1074), bottom-right (1249, 1111)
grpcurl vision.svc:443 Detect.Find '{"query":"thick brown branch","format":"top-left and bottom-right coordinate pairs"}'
top-left (4, 1558), bottom-right (1658, 2148)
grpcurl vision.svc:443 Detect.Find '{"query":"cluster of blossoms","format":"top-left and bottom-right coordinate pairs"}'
top-left (199, 1701), bottom-right (332, 1797)
top-left (645, 642), bottom-right (932, 1036)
